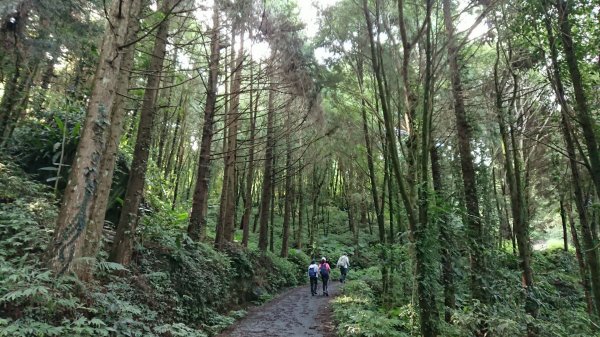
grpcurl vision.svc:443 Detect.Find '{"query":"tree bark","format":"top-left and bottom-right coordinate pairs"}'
top-left (544, 8), bottom-right (600, 316)
top-left (431, 144), bottom-right (455, 323)
top-left (280, 108), bottom-right (293, 257)
top-left (241, 62), bottom-right (259, 247)
top-left (566, 202), bottom-right (594, 314)
top-left (258, 63), bottom-right (276, 251)
top-left (47, 0), bottom-right (140, 277)
top-left (295, 161), bottom-right (304, 248)
top-left (219, 30), bottom-right (245, 247)
top-left (110, 0), bottom-right (176, 265)
top-left (493, 39), bottom-right (535, 320)
top-left (442, 0), bottom-right (486, 304)
top-left (357, 56), bottom-right (384, 244)
top-left (363, 0), bottom-right (438, 335)
top-left (188, 5), bottom-right (221, 241)
top-left (269, 155), bottom-right (276, 253)
top-left (556, 0), bottom-right (600, 202)
top-left (82, 0), bottom-right (142, 268)
top-left (559, 198), bottom-right (569, 252)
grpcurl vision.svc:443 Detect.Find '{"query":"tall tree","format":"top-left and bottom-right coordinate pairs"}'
top-left (188, 4), bottom-right (221, 241)
top-left (111, 0), bottom-right (178, 265)
top-left (543, 4), bottom-right (600, 316)
top-left (362, 0), bottom-right (439, 335)
top-left (241, 61), bottom-right (259, 247)
top-left (83, 0), bottom-right (143, 266)
top-left (258, 59), bottom-right (276, 251)
top-left (556, 0), bottom-right (600, 202)
top-left (442, 0), bottom-right (487, 304)
top-left (47, 0), bottom-right (141, 277)
top-left (218, 29), bottom-right (245, 248)
top-left (280, 107), bottom-right (293, 257)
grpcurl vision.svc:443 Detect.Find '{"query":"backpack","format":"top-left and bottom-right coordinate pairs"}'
top-left (320, 264), bottom-right (329, 277)
top-left (309, 267), bottom-right (317, 278)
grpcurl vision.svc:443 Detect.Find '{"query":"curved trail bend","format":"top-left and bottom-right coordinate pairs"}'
top-left (218, 281), bottom-right (340, 337)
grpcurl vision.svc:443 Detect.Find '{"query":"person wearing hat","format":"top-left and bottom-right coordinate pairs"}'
top-left (336, 253), bottom-right (350, 283)
top-left (308, 259), bottom-right (319, 296)
top-left (318, 257), bottom-right (331, 296)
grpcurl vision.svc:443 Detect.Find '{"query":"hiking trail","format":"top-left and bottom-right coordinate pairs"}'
top-left (217, 281), bottom-right (340, 337)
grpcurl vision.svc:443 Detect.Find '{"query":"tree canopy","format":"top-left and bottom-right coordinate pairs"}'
top-left (0, 0), bottom-right (599, 336)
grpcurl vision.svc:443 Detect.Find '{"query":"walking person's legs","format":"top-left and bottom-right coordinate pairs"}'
top-left (322, 276), bottom-right (329, 296)
top-left (310, 277), bottom-right (317, 295)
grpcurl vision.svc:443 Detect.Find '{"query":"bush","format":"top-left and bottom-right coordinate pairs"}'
top-left (287, 249), bottom-right (311, 282)
top-left (333, 280), bottom-right (407, 337)
top-left (253, 251), bottom-right (299, 292)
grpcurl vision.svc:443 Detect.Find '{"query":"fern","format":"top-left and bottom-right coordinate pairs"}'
top-left (95, 261), bottom-right (129, 273)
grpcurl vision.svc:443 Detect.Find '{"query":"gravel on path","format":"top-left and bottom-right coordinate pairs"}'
top-left (217, 280), bottom-right (340, 337)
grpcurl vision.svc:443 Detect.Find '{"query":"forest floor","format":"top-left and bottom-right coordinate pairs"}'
top-left (217, 280), bottom-right (340, 337)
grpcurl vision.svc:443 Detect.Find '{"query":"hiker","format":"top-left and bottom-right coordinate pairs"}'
top-left (319, 257), bottom-right (331, 296)
top-left (308, 259), bottom-right (319, 296)
top-left (336, 253), bottom-right (350, 283)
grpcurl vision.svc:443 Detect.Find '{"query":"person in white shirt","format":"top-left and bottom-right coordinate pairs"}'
top-left (307, 260), bottom-right (319, 296)
top-left (336, 253), bottom-right (350, 283)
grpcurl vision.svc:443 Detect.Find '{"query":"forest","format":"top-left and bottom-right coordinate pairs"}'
top-left (0, 0), bottom-right (599, 336)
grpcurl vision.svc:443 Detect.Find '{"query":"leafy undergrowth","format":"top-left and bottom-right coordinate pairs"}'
top-left (0, 158), bottom-right (306, 337)
top-left (332, 243), bottom-right (597, 337)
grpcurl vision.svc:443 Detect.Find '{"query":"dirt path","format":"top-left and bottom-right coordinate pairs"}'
top-left (217, 281), bottom-right (340, 337)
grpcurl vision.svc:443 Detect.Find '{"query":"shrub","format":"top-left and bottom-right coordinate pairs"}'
top-left (333, 280), bottom-right (407, 337)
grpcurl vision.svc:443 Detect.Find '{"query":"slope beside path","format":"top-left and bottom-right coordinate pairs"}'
top-left (217, 281), bottom-right (340, 337)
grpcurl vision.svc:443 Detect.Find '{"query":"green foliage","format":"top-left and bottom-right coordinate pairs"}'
top-left (329, 244), bottom-right (596, 337)
top-left (7, 103), bottom-right (85, 189)
top-left (153, 323), bottom-right (208, 337)
top-left (286, 248), bottom-right (311, 280)
top-left (257, 251), bottom-right (300, 291)
top-left (333, 280), bottom-right (407, 337)
top-left (0, 160), bottom-right (308, 337)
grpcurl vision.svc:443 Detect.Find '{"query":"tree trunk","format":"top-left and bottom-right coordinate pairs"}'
top-left (0, 2), bottom-right (29, 142)
top-left (493, 39), bottom-right (535, 322)
top-left (559, 198), bottom-right (569, 252)
top-left (258, 64), bottom-right (276, 251)
top-left (47, 0), bottom-right (140, 277)
top-left (296, 162), bottom-right (304, 248)
top-left (156, 50), bottom-right (177, 174)
top-left (363, 0), bottom-right (438, 334)
top-left (556, 0), bottom-right (600, 202)
top-left (0, 67), bottom-right (22, 139)
top-left (269, 156), bottom-right (276, 253)
top-left (544, 8), bottom-right (600, 316)
top-left (163, 91), bottom-right (183, 181)
top-left (431, 144), bottom-right (455, 323)
top-left (82, 0), bottom-right (143, 268)
top-left (110, 0), bottom-right (175, 265)
top-left (188, 5), bottom-right (221, 241)
top-left (566, 202), bottom-right (594, 314)
top-left (220, 30), bottom-right (245, 246)
top-left (2, 60), bottom-right (38, 146)
top-left (357, 56), bottom-right (384, 244)
top-left (442, 0), bottom-right (486, 304)
top-left (241, 62), bottom-right (258, 247)
top-left (172, 106), bottom-right (188, 210)
top-left (31, 53), bottom-right (56, 114)
top-left (280, 109), bottom-right (293, 257)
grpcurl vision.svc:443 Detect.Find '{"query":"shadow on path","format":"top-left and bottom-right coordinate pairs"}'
top-left (217, 280), bottom-right (341, 337)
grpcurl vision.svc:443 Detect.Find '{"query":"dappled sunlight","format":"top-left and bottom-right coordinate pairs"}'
top-left (333, 294), bottom-right (370, 305)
